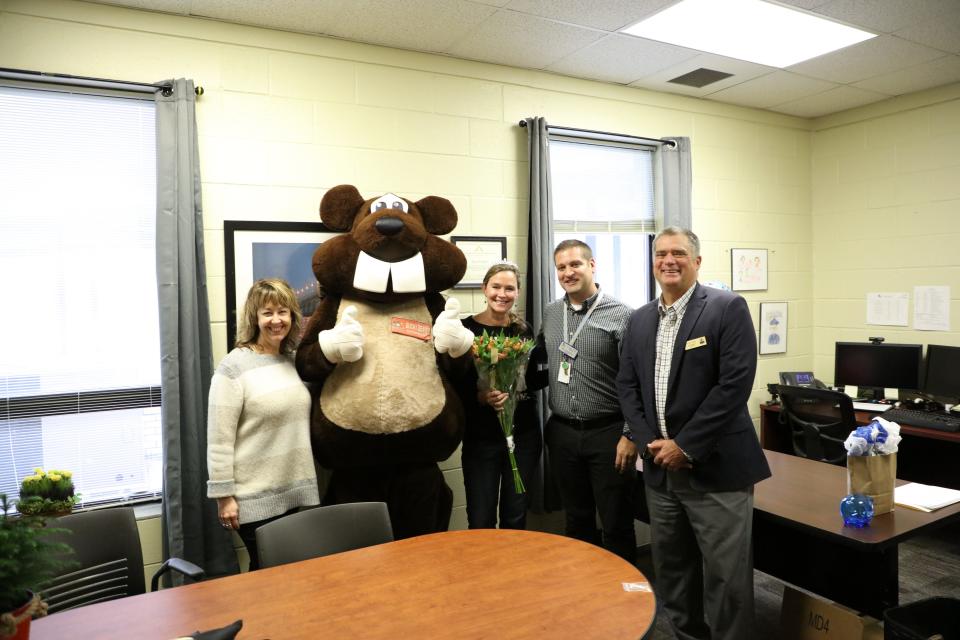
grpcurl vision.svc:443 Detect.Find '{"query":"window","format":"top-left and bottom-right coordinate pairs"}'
top-left (549, 135), bottom-right (657, 308)
top-left (0, 85), bottom-right (162, 509)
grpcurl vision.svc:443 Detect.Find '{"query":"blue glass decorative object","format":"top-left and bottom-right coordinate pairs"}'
top-left (840, 493), bottom-right (874, 528)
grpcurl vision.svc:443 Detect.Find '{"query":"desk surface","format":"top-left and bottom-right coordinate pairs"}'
top-left (31, 529), bottom-right (655, 640)
top-left (755, 450), bottom-right (960, 548)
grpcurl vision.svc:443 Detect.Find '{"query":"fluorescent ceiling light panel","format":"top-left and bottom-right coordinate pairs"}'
top-left (621, 0), bottom-right (876, 68)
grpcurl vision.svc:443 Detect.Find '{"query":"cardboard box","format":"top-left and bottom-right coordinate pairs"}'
top-left (780, 586), bottom-right (883, 640)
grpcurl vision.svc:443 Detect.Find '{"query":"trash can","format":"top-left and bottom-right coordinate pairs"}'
top-left (884, 597), bottom-right (960, 640)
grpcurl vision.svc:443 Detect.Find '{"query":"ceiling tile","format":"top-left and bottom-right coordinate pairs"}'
top-left (503, 0), bottom-right (673, 31)
top-left (787, 35), bottom-right (945, 84)
top-left (447, 9), bottom-right (604, 69)
top-left (630, 53), bottom-right (775, 98)
top-left (189, 0), bottom-right (354, 34)
top-left (706, 71), bottom-right (839, 109)
top-left (852, 54), bottom-right (960, 95)
top-left (547, 34), bottom-right (698, 84)
top-left (771, 85), bottom-right (889, 117)
top-left (775, 0), bottom-right (835, 9)
top-left (322, 0), bottom-right (497, 53)
top-left (811, 0), bottom-right (958, 34)
top-left (894, 6), bottom-right (960, 54)
top-left (91, 0), bottom-right (190, 13)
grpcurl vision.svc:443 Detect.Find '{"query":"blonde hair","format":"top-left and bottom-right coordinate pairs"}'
top-left (482, 261), bottom-right (526, 331)
top-left (235, 278), bottom-right (303, 355)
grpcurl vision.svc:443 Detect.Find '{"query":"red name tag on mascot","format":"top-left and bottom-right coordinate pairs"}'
top-left (296, 185), bottom-right (474, 538)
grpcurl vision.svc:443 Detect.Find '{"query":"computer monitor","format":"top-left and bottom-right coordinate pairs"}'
top-left (923, 345), bottom-right (960, 402)
top-left (834, 342), bottom-right (923, 399)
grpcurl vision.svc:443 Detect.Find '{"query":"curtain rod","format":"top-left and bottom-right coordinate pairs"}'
top-left (0, 67), bottom-right (204, 96)
top-left (519, 120), bottom-right (676, 148)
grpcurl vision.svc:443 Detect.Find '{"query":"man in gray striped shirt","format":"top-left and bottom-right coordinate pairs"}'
top-left (535, 239), bottom-right (638, 563)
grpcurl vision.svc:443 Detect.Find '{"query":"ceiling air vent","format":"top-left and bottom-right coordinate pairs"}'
top-left (667, 68), bottom-right (733, 88)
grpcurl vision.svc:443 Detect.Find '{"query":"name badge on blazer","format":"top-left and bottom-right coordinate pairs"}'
top-left (685, 336), bottom-right (707, 351)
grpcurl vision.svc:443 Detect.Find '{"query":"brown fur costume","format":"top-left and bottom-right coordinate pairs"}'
top-left (296, 185), bottom-right (471, 538)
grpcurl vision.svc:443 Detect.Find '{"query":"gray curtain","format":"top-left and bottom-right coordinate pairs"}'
top-left (661, 136), bottom-right (693, 229)
top-left (156, 78), bottom-right (238, 581)
top-left (523, 116), bottom-right (562, 512)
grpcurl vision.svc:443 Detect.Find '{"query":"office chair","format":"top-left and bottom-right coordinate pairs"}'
top-left (41, 507), bottom-right (204, 614)
top-left (255, 502), bottom-right (394, 569)
top-left (776, 385), bottom-right (854, 466)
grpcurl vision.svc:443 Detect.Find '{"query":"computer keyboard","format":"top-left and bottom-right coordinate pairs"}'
top-left (880, 407), bottom-right (960, 433)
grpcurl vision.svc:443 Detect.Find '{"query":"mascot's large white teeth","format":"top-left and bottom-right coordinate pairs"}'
top-left (353, 251), bottom-right (426, 293)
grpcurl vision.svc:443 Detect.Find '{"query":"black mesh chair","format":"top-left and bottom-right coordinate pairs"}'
top-left (255, 502), bottom-right (393, 569)
top-left (777, 385), bottom-right (855, 465)
top-left (42, 507), bottom-right (204, 613)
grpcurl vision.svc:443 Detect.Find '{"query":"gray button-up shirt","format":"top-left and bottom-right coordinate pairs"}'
top-left (540, 287), bottom-right (633, 422)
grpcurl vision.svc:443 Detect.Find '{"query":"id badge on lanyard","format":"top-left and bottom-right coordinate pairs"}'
top-left (557, 291), bottom-right (603, 385)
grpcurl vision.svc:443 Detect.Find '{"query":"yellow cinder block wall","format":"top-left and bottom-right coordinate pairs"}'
top-left (810, 89), bottom-right (960, 379)
top-left (4, 0), bottom-right (957, 570)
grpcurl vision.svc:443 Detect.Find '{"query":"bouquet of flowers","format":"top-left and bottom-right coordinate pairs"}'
top-left (17, 468), bottom-right (80, 516)
top-left (471, 330), bottom-right (534, 494)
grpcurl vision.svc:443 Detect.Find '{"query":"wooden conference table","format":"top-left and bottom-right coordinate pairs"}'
top-left (754, 450), bottom-right (960, 617)
top-left (31, 529), bottom-right (656, 639)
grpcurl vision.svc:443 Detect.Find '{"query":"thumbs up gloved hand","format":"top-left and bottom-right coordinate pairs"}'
top-left (432, 297), bottom-right (474, 358)
top-left (318, 305), bottom-right (364, 363)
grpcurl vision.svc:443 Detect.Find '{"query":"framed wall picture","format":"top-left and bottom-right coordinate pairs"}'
top-left (759, 301), bottom-right (788, 355)
top-left (224, 220), bottom-right (338, 350)
top-left (450, 236), bottom-right (507, 288)
top-left (731, 248), bottom-right (768, 291)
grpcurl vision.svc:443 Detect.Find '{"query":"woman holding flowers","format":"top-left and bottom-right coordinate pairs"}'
top-left (207, 279), bottom-right (320, 570)
top-left (458, 261), bottom-right (543, 529)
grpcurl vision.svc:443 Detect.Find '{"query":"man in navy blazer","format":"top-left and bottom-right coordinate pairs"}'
top-left (617, 227), bottom-right (770, 640)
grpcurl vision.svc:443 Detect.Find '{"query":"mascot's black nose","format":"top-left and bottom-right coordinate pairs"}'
top-left (375, 216), bottom-right (405, 236)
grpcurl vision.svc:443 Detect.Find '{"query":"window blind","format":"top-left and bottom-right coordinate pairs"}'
top-left (0, 85), bottom-right (162, 508)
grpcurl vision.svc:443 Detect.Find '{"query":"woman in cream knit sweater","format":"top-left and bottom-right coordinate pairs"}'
top-left (207, 279), bottom-right (319, 570)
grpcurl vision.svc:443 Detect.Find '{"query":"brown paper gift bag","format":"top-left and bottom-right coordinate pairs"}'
top-left (847, 453), bottom-right (897, 514)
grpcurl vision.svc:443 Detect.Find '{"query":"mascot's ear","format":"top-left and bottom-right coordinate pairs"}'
top-left (320, 185), bottom-right (365, 231)
top-left (415, 195), bottom-right (458, 236)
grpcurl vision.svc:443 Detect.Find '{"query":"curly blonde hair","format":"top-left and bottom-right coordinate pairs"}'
top-left (235, 278), bottom-right (303, 355)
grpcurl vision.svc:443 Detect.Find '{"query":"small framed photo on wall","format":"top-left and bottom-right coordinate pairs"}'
top-left (731, 248), bottom-right (768, 291)
top-left (450, 236), bottom-right (507, 288)
top-left (759, 301), bottom-right (787, 355)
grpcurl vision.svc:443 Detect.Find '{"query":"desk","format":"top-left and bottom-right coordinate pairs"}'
top-left (31, 529), bottom-right (655, 639)
top-left (753, 450), bottom-right (960, 617)
top-left (760, 402), bottom-right (960, 489)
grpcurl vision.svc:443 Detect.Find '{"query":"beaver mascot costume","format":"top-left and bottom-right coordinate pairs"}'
top-left (296, 184), bottom-right (474, 538)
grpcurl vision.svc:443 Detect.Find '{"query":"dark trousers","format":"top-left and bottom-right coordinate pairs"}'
top-left (545, 416), bottom-right (636, 564)
top-left (462, 428), bottom-right (542, 529)
top-left (236, 508), bottom-right (297, 571)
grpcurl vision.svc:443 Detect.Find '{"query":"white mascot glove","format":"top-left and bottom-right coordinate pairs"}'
top-left (432, 298), bottom-right (474, 358)
top-left (318, 305), bottom-right (364, 364)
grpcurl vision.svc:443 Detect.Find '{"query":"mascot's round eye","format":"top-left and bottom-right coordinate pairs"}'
top-left (370, 193), bottom-right (409, 215)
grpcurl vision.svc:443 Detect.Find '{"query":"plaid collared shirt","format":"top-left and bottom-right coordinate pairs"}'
top-left (540, 287), bottom-right (632, 422)
top-left (654, 283), bottom-right (697, 438)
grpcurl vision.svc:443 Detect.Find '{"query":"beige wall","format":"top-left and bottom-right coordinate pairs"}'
top-left (4, 0), bottom-right (957, 565)
top-left (809, 87), bottom-right (960, 380)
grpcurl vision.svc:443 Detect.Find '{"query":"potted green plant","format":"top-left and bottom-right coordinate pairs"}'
top-left (0, 494), bottom-right (71, 640)
top-left (16, 469), bottom-right (80, 517)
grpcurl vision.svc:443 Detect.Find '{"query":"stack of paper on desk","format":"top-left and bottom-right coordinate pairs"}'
top-left (894, 482), bottom-right (960, 512)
